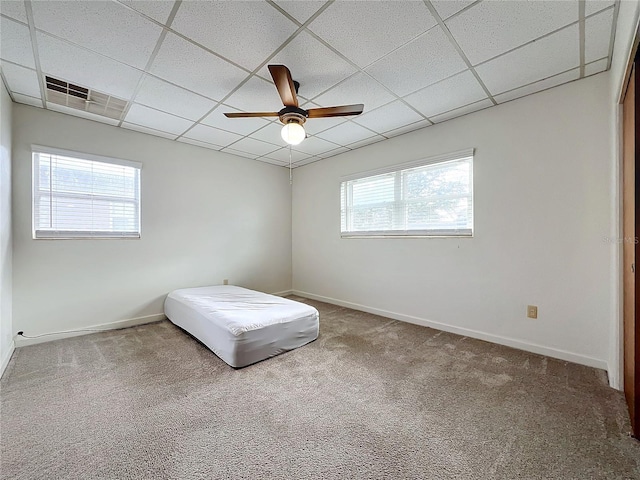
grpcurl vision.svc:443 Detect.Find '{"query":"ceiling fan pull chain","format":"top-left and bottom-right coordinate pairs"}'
top-left (289, 145), bottom-right (293, 185)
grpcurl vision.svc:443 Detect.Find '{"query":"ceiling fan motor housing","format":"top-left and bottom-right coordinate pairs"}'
top-left (279, 106), bottom-right (308, 126)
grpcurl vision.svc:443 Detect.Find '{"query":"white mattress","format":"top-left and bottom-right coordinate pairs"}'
top-left (164, 285), bottom-right (319, 368)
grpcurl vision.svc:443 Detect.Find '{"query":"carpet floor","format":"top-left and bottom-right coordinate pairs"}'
top-left (1, 297), bottom-right (639, 479)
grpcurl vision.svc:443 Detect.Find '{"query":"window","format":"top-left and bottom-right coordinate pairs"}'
top-left (341, 149), bottom-right (473, 237)
top-left (32, 146), bottom-right (141, 239)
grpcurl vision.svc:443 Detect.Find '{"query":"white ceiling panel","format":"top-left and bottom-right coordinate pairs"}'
top-left (316, 120), bottom-right (378, 146)
top-left (203, 106), bottom-right (271, 136)
top-left (248, 122), bottom-right (287, 146)
top-left (293, 157), bottom-right (321, 167)
top-left (584, 58), bottom-right (608, 77)
top-left (446, 0), bottom-right (578, 65)
top-left (1, 62), bottom-right (40, 97)
top-left (273, 1), bottom-right (327, 24)
top-left (585, 0), bottom-right (614, 16)
top-left (585, 8), bottom-right (614, 64)
top-left (308, 1), bottom-right (436, 68)
top-left (1, 17), bottom-right (35, 68)
top-left (121, 122), bottom-right (178, 140)
top-left (366, 27), bottom-right (466, 96)
top-left (258, 157), bottom-right (288, 167)
top-left (313, 72), bottom-right (395, 111)
top-left (383, 119), bottom-right (432, 138)
top-left (264, 147), bottom-right (313, 163)
top-left (124, 104), bottom-right (194, 135)
top-left (293, 135), bottom-right (341, 155)
top-left (347, 135), bottom-right (386, 150)
top-left (150, 33), bottom-right (247, 102)
top-left (229, 137), bottom-right (281, 157)
top-left (257, 31), bottom-right (357, 100)
top-left (475, 24), bottom-right (579, 95)
top-left (493, 68), bottom-right (579, 104)
top-left (317, 146), bottom-right (349, 158)
top-left (177, 136), bottom-right (222, 150)
top-left (183, 124), bottom-right (243, 148)
top-left (430, 0), bottom-right (476, 20)
top-left (0, 0), bottom-right (27, 23)
top-left (220, 147), bottom-right (259, 160)
top-left (404, 70), bottom-right (487, 118)
top-left (117, 0), bottom-right (175, 24)
top-left (171, 1), bottom-right (298, 71)
top-left (31, 1), bottom-right (163, 70)
top-left (11, 93), bottom-right (42, 107)
top-left (37, 32), bottom-right (143, 99)
top-left (135, 75), bottom-right (216, 121)
top-left (224, 76), bottom-right (286, 113)
top-left (430, 98), bottom-right (493, 123)
top-left (47, 102), bottom-right (120, 126)
top-left (354, 100), bottom-right (423, 134)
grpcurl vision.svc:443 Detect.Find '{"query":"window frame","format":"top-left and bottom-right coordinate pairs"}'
top-left (340, 148), bottom-right (474, 238)
top-left (31, 145), bottom-right (142, 240)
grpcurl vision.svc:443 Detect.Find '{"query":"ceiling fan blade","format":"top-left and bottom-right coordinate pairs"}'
top-left (223, 111), bottom-right (280, 118)
top-left (307, 104), bottom-right (364, 118)
top-left (268, 64), bottom-right (299, 108)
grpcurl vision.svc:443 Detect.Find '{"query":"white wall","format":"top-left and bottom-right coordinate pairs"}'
top-left (292, 73), bottom-right (614, 370)
top-left (0, 82), bottom-right (13, 374)
top-left (12, 105), bottom-right (292, 343)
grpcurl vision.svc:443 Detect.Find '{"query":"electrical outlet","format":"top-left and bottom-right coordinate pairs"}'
top-left (527, 305), bottom-right (538, 319)
top-left (223, 279), bottom-right (228, 285)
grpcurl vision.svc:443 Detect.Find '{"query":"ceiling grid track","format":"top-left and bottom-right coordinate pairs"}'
top-left (118, 0), bottom-right (182, 127)
top-left (0, 71), bottom-right (15, 102)
top-left (579, 0), bottom-right (586, 78)
top-left (607, 0), bottom-right (621, 70)
top-left (23, 0), bottom-right (47, 109)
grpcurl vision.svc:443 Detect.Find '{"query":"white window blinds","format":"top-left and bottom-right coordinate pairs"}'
top-left (341, 150), bottom-right (473, 237)
top-left (32, 146), bottom-right (141, 239)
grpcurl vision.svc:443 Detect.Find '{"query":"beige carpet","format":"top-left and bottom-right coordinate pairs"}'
top-left (1, 296), bottom-right (639, 479)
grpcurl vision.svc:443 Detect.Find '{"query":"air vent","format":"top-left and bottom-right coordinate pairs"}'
top-left (44, 75), bottom-right (128, 121)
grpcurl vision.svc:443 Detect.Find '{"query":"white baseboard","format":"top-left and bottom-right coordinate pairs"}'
top-left (293, 290), bottom-right (609, 371)
top-left (271, 289), bottom-right (293, 297)
top-left (0, 340), bottom-right (15, 379)
top-left (14, 313), bottom-right (166, 347)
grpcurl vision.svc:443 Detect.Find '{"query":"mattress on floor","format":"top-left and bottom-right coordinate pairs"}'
top-left (164, 285), bottom-right (319, 368)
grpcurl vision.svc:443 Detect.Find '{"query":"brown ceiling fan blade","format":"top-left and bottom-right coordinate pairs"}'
top-left (223, 111), bottom-right (280, 118)
top-left (307, 104), bottom-right (364, 118)
top-left (268, 64), bottom-right (299, 108)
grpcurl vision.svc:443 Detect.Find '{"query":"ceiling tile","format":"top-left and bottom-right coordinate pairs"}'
top-left (404, 70), bottom-right (487, 118)
top-left (475, 24), bottom-right (579, 95)
top-left (308, 1), bottom-right (436, 68)
top-left (228, 137), bottom-right (281, 157)
top-left (316, 121), bottom-right (378, 146)
top-left (121, 122), bottom-right (178, 140)
top-left (585, 8), bottom-right (614, 64)
top-left (257, 31), bottom-right (358, 100)
top-left (365, 27), bottom-right (467, 96)
top-left (224, 76), bottom-right (285, 113)
top-left (220, 147), bottom-right (259, 160)
top-left (171, 1), bottom-right (298, 71)
top-left (177, 137), bottom-right (222, 150)
top-left (584, 58), bottom-right (608, 76)
top-left (12, 93), bottom-right (42, 107)
top-left (272, 1), bottom-right (326, 23)
top-left (264, 147), bottom-right (313, 163)
top-left (446, 0), bottom-right (577, 65)
top-left (31, 1), bottom-right (163, 70)
top-left (0, 17), bottom-right (35, 68)
top-left (37, 32), bottom-right (143, 99)
top-left (1, 62), bottom-right (40, 97)
top-left (124, 104), bottom-right (194, 135)
top-left (353, 100), bottom-right (424, 134)
top-left (430, 98), bottom-right (493, 123)
top-left (183, 124), bottom-right (243, 147)
top-left (0, 0), bottom-right (27, 23)
top-left (293, 157), bottom-right (321, 167)
top-left (493, 68), bottom-right (579, 104)
top-left (293, 135), bottom-right (341, 155)
top-left (248, 122), bottom-right (287, 146)
top-left (585, 0), bottom-right (614, 16)
top-left (300, 112), bottom-right (347, 136)
top-left (150, 32), bottom-right (247, 102)
top-left (135, 75), bottom-right (216, 121)
top-left (431, 0), bottom-right (476, 20)
top-left (383, 119), bottom-right (432, 138)
top-left (313, 73), bottom-right (395, 111)
top-left (347, 135), bottom-right (386, 150)
top-left (259, 157), bottom-right (289, 167)
top-left (118, 0), bottom-right (175, 24)
top-left (47, 102), bottom-right (120, 126)
top-left (202, 105), bottom-right (271, 136)
top-left (317, 146), bottom-right (349, 158)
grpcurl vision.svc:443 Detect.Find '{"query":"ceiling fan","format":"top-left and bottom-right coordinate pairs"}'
top-left (224, 65), bottom-right (364, 145)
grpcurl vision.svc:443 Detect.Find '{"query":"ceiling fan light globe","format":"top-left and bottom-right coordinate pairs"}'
top-left (281, 122), bottom-right (306, 145)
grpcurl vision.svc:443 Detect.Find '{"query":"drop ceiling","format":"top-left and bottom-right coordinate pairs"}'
top-left (0, 0), bottom-right (619, 168)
